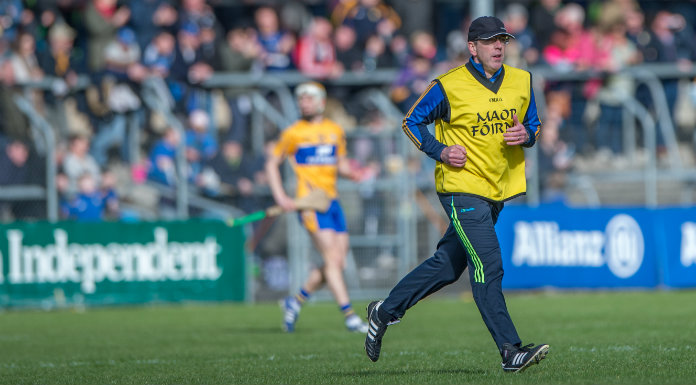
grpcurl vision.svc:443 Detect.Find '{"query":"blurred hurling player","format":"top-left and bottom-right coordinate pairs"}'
top-left (265, 81), bottom-right (369, 333)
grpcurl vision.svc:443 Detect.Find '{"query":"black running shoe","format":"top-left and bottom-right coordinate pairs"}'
top-left (501, 343), bottom-right (549, 373)
top-left (364, 300), bottom-right (388, 362)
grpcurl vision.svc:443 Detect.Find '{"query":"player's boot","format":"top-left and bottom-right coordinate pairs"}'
top-left (345, 314), bottom-right (369, 333)
top-left (282, 296), bottom-right (301, 332)
top-left (365, 300), bottom-right (389, 362)
top-left (501, 343), bottom-right (549, 373)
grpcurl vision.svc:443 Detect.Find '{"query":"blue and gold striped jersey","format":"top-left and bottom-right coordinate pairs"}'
top-left (273, 118), bottom-right (347, 199)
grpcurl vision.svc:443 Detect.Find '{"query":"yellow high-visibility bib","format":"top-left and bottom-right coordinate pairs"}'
top-left (434, 63), bottom-right (533, 202)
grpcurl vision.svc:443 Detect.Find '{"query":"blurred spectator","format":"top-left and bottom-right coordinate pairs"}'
top-left (0, 0), bottom-right (24, 42)
top-left (254, 6), bottom-right (296, 72)
top-left (28, 4), bottom-right (58, 56)
top-left (552, 3), bottom-right (597, 71)
top-left (0, 57), bottom-right (30, 142)
top-left (170, 22), bottom-right (203, 81)
top-left (435, 30), bottom-right (469, 73)
top-left (332, 0), bottom-right (401, 49)
top-left (142, 31), bottom-right (177, 78)
top-left (501, 3), bottom-right (539, 68)
top-left (334, 24), bottom-right (363, 71)
top-left (592, 2), bottom-right (642, 155)
top-left (7, 30), bottom-right (43, 84)
top-left (169, 22), bottom-right (214, 110)
top-left (185, 109), bottom-right (217, 182)
top-left (198, 10), bottom-right (220, 66)
top-left (36, 21), bottom-right (86, 139)
top-left (128, 0), bottom-right (177, 50)
top-left (387, 33), bottom-right (410, 67)
top-left (294, 16), bottom-right (342, 79)
top-left (409, 30), bottom-right (438, 63)
top-left (530, 0), bottom-right (562, 49)
top-left (537, 101), bottom-right (574, 204)
top-left (362, 34), bottom-right (392, 72)
top-left (60, 170), bottom-right (118, 221)
top-left (644, 9), bottom-right (694, 131)
top-left (38, 22), bottom-right (84, 87)
top-left (217, 26), bottom-right (261, 72)
top-left (625, 2), bottom-right (652, 55)
top-left (179, 0), bottom-right (218, 34)
top-left (146, 125), bottom-right (183, 219)
top-left (390, 0), bottom-right (433, 38)
top-left (0, 138), bottom-right (46, 220)
top-left (542, 28), bottom-right (576, 72)
top-left (201, 139), bottom-right (265, 213)
top-left (61, 132), bottom-right (102, 198)
top-left (84, 0), bottom-right (130, 72)
top-left (5, 29), bottom-right (45, 124)
top-left (390, 54), bottom-right (433, 113)
top-left (147, 125), bottom-right (180, 187)
top-left (429, 0), bottom-right (465, 50)
top-left (278, 1), bottom-right (313, 37)
top-left (542, 3), bottom-right (598, 154)
top-left (88, 77), bottom-right (142, 166)
top-left (103, 27), bottom-right (142, 81)
top-left (90, 27), bottom-right (145, 166)
top-left (215, 26), bottom-right (261, 145)
top-left (644, 10), bottom-right (693, 66)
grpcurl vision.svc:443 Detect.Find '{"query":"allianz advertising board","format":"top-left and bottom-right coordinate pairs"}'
top-left (497, 205), bottom-right (696, 289)
top-left (0, 220), bottom-right (245, 308)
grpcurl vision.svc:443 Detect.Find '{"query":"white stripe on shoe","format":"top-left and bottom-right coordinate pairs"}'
top-left (513, 352), bottom-right (527, 366)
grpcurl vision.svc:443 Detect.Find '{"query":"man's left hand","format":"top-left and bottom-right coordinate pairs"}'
top-left (503, 114), bottom-right (528, 146)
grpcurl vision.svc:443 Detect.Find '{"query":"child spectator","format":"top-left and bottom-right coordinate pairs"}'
top-left (61, 171), bottom-right (118, 221)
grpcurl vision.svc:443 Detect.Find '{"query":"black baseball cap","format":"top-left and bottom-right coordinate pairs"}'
top-left (467, 16), bottom-right (515, 41)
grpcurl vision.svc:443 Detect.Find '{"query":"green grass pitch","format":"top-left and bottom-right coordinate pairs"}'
top-left (1, 290), bottom-right (695, 384)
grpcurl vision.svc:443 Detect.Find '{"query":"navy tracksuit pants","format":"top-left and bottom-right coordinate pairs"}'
top-left (381, 194), bottom-right (522, 352)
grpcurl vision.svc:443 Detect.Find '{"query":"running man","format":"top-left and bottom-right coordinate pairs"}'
top-left (364, 16), bottom-right (549, 372)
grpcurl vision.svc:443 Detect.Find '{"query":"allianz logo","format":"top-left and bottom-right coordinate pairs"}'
top-left (512, 214), bottom-right (645, 279)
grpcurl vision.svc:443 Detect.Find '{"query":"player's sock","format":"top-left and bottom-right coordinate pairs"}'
top-left (340, 303), bottom-right (355, 318)
top-left (295, 288), bottom-right (310, 305)
top-left (342, 303), bottom-right (368, 333)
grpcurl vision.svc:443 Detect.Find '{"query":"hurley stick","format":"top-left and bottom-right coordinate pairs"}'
top-left (227, 189), bottom-right (331, 227)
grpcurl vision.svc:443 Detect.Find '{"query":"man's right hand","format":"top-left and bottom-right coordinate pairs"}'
top-left (440, 145), bottom-right (467, 168)
top-left (276, 194), bottom-right (297, 211)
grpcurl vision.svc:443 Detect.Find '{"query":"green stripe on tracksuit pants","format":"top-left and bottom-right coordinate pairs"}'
top-left (380, 194), bottom-right (521, 352)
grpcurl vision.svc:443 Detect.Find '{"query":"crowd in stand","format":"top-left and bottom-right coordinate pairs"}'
top-left (0, 0), bottom-right (695, 221)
